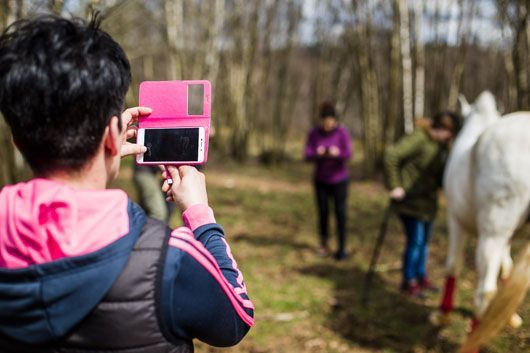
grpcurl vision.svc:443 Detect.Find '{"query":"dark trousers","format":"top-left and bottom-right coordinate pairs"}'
top-left (314, 179), bottom-right (348, 253)
top-left (399, 214), bottom-right (433, 283)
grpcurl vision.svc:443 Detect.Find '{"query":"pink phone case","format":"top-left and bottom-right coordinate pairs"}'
top-left (137, 80), bottom-right (211, 165)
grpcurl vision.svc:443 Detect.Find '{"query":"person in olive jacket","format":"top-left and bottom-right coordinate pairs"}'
top-left (384, 112), bottom-right (461, 297)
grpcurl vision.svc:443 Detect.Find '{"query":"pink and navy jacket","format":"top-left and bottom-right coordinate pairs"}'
top-left (0, 179), bottom-right (254, 348)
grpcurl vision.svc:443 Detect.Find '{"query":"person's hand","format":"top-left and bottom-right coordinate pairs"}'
top-left (317, 146), bottom-right (326, 156)
top-left (162, 166), bottom-right (208, 212)
top-left (120, 106), bottom-right (152, 158)
top-left (329, 146), bottom-right (340, 157)
top-left (389, 187), bottom-right (406, 201)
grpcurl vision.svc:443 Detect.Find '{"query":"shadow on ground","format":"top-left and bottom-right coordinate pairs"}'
top-left (300, 263), bottom-right (462, 353)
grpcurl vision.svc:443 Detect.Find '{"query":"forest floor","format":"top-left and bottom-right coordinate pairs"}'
top-left (116, 158), bottom-right (529, 353)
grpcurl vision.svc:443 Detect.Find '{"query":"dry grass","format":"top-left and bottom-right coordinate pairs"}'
top-left (114, 158), bottom-right (529, 353)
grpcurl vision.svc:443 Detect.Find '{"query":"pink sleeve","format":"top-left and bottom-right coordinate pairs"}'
top-left (182, 204), bottom-right (216, 231)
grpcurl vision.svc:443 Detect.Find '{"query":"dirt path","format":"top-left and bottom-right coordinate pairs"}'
top-left (205, 168), bottom-right (311, 194)
top-left (204, 166), bottom-right (386, 197)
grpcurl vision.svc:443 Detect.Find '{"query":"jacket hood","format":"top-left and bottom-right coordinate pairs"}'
top-left (0, 179), bottom-right (146, 344)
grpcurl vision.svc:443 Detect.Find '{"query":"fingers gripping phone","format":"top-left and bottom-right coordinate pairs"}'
top-left (136, 127), bottom-right (205, 164)
top-left (136, 80), bottom-right (211, 166)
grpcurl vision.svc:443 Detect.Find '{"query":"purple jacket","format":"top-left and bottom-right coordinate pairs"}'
top-left (304, 126), bottom-right (352, 183)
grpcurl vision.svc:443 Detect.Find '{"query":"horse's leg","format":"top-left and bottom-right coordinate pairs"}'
top-left (499, 243), bottom-right (523, 328)
top-left (500, 244), bottom-right (513, 281)
top-left (431, 214), bottom-right (469, 325)
top-left (462, 232), bottom-right (506, 353)
top-left (459, 242), bottom-right (530, 353)
top-left (475, 193), bottom-right (524, 319)
top-left (475, 234), bottom-right (507, 318)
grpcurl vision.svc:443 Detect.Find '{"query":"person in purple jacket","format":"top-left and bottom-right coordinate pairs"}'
top-left (304, 102), bottom-right (353, 260)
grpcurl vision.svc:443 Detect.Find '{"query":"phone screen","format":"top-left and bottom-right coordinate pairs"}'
top-left (143, 128), bottom-right (199, 162)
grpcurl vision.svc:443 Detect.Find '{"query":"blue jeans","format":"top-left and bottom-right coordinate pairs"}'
top-left (399, 214), bottom-right (433, 283)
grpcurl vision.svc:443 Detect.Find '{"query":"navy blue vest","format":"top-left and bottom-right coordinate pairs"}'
top-left (0, 217), bottom-right (193, 353)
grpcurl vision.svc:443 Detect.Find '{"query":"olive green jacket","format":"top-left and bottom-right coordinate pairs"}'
top-left (383, 129), bottom-right (448, 221)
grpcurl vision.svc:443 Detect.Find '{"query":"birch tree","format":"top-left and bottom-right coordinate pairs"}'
top-left (352, 0), bottom-right (383, 175)
top-left (164, 0), bottom-right (184, 80)
top-left (225, 0), bottom-right (261, 161)
top-left (202, 0), bottom-right (225, 82)
top-left (448, 0), bottom-right (476, 110)
top-left (398, 0), bottom-right (414, 133)
top-left (270, 0), bottom-right (303, 161)
top-left (257, 0), bottom-right (280, 151)
top-left (413, 0), bottom-right (425, 119)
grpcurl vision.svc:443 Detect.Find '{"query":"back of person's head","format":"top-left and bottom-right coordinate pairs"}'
top-left (432, 111), bottom-right (462, 135)
top-left (319, 101), bottom-right (337, 119)
top-left (0, 15), bottom-right (130, 175)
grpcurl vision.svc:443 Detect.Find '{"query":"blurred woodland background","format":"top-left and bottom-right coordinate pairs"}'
top-left (1, 0), bottom-right (530, 182)
top-left (1, 2), bottom-right (530, 352)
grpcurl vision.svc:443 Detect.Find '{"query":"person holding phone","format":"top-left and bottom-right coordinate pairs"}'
top-left (304, 102), bottom-right (352, 260)
top-left (0, 16), bottom-right (253, 351)
top-left (384, 113), bottom-right (460, 297)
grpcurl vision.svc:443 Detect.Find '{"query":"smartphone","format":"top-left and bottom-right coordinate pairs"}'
top-left (136, 127), bottom-right (205, 164)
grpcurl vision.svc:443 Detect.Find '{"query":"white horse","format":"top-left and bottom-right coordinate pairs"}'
top-left (430, 91), bottom-right (530, 352)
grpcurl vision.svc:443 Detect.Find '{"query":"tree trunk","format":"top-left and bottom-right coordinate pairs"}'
top-left (203, 0), bottom-right (224, 81)
top-left (348, 0), bottom-right (383, 176)
top-left (448, 0), bottom-right (475, 110)
top-left (413, 0), bottom-right (425, 119)
top-left (386, 0), bottom-right (401, 144)
top-left (513, 8), bottom-right (530, 109)
top-left (429, 0), bottom-right (451, 113)
top-left (0, 0), bottom-right (26, 188)
top-left (271, 1), bottom-right (302, 162)
top-left (202, 0), bottom-right (225, 151)
top-left (227, 0), bottom-right (260, 161)
top-left (255, 0), bottom-right (280, 155)
top-left (495, 0), bottom-right (518, 111)
top-left (356, 21), bottom-right (381, 176)
top-left (504, 49), bottom-right (518, 111)
top-left (398, 0), bottom-right (414, 133)
top-left (525, 2), bottom-right (530, 109)
top-left (164, 0), bottom-right (184, 80)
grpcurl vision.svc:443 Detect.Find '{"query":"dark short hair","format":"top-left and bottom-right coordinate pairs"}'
top-left (319, 101), bottom-right (337, 119)
top-left (0, 15), bottom-right (131, 175)
top-left (432, 111), bottom-right (461, 135)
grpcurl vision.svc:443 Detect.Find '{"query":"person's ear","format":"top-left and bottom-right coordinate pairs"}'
top-left (104, 116), bottom-right (121, 156)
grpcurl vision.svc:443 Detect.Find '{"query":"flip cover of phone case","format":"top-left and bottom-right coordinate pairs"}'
top-left (138, 80), bottom-right (211, 164)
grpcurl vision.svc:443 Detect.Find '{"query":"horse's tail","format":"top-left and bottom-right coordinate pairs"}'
top-left (459, 241), bottom-right (530, 353)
